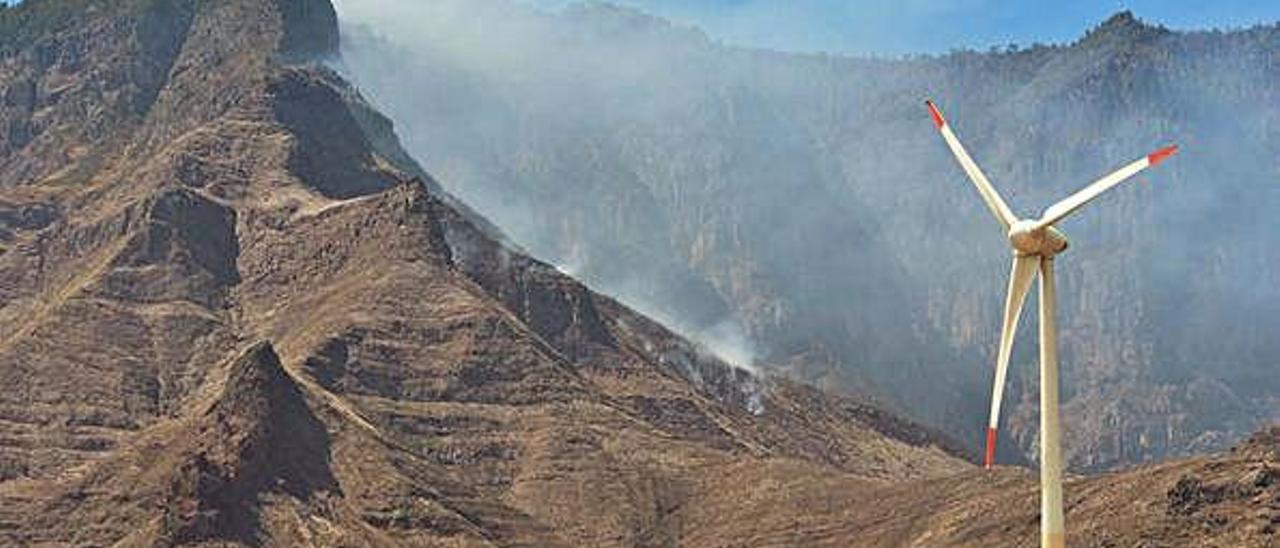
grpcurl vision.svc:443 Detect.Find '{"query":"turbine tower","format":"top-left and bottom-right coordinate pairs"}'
top-left (925, 100), bottom-right (1176, 548)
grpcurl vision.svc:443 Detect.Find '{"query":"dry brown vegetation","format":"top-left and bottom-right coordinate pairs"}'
top-left (0, 0), bottom-right (1273, 545)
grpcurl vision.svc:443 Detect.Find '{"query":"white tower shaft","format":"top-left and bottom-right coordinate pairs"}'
top-left (1039, 257), bottom-right (1065, 548)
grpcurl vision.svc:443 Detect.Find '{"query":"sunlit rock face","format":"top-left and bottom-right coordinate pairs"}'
top-left (0, 0), bottom-right (976, 544)
top-left (336, 4), bottom-right (1280, 470)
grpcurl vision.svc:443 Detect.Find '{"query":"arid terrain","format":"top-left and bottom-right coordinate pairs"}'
top-left (339, 3), bottom-right (1280, 471)
top-left (0, 0), bottom-right (1274, 545)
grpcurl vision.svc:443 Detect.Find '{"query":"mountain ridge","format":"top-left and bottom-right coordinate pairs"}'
top-left (0, 0), bottom-right (975, 544)
top-left (0, 0), bottom-right (1274, 545)
top-left (337, 0), bottom-right (1280, 471)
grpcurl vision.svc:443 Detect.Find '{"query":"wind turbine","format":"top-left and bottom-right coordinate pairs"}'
top-left (925, 99), bottom-right (1176, 548)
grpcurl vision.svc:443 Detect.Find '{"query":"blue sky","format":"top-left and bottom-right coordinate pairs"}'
top-left (528, 0), bottom-right (1280, 55)
top-left (4, 0), bottom-right (1275, 55)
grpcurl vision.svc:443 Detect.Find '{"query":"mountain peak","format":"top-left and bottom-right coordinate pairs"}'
top-left (1081, 10), bottom-right (1169, 45)
top-left (1103, 10), bottom-right (1141, 28)
top-left (275, 0), bottom-right (339, 60)
top-left (166, 342), bottom-right (337, 544)
top-left (208, 341), bottom-right (300, 423)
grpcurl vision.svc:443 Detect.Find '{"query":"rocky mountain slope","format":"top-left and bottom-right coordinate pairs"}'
top-left (0, 0), bottom-right (1273, 545)
top-left (337, 2), bottom-right (1280, 471)
top-left (675, 427), bottom-right (1280, 547)
top-left (0, 0), bottom-right (968, 544)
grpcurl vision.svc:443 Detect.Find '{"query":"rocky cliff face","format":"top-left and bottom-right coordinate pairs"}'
top-left (338, 5), bottom-right (1280, 471)
top-left (0, 0), bottom-right (972, 544)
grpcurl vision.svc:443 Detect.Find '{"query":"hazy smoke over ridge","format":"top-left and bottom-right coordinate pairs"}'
top-left (329, 0), bottom-right (765, 372)
top-left (330, 0), bottom-right (1280, 470)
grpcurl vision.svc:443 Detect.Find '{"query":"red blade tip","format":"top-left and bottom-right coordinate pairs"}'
top-left (926, 100), bottom-right (945, 129)
top-left (1147, 144), bottom-right (1178, 166)
top-left (984, 427), bottom-right (997, 469)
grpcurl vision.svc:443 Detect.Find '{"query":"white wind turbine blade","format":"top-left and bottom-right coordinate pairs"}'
top-left (926, 100), bottom-right (1018, 230)
top-left (985, 254), bottom-right (1039, 469)
top-left (1033, 145), bottom-right (1178, 230)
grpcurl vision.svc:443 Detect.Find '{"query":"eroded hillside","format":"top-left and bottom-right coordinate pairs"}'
top-left (0, 0), bottom-right (967, 544)
top-left (0, 0), bottom-right (1273, 546)
top-left (337, 2), bottom-right (1280, 471)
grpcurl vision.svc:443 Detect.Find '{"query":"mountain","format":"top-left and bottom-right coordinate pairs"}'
top-left (336, 4), bottom-right (1280, 471)
top-left (0, 0), bottom-right (1274, 545)
top-left (677, 426), bottom-right (1280, 546)
top-left (0, 0), bottom-right (970, 544)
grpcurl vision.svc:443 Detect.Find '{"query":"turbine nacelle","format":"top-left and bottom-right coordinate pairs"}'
top-left (1009, 220), bottom-right (1068, 257)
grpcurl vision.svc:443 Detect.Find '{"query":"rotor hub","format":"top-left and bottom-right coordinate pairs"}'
top-left (1008, 220), bottom-right (1069, 257)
